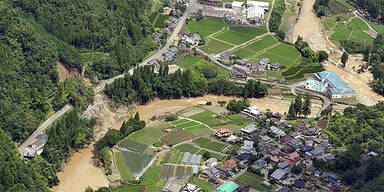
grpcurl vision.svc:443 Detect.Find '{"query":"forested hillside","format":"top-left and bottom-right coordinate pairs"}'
top-left (12, 0), bottom-right (157, 79)
top-left (354, 0), bottom-right (384, 19)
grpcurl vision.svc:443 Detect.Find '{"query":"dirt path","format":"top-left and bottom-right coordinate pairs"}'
top-left (52, 145), bottom-right (109, 192)
top-left (57, 61), bottom-right (80, 82)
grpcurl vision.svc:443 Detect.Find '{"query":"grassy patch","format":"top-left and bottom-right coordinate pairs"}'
top-left (194, 137), bottom-right (226, 152)
top-left (162, 150), bottom-right (183, 164)
top-left (233, 48), bottom-right (256, 58)
top-left (197, 149), bottom-right (225, 160)
top-left (254, 52), bottom-right (296, 67)
top-left (187, 18), bottom-right (226, 36)
top-left (214, 27), bottom-right (268, 45)
top-left (141, 166), bottom-right (167, 192)
top-left (189, 111), bottom-right (222, 127)
top-left (118, 139), bottom-right (148, 153)
top-left (236, 171), bottom-right (276, 191)
top-left (267, 43), bottom-right (300, 61)
top-left (175, 144), bottom-right (200, 154)
top-left (244, 35), bottom-right (278, 52)
top-left (349, 30), bottom-right (373, 44)
top-left (200, 37), bottom-right (234, 54)
top-left (176, 56), bottom-right (203, 69)
top-left (154, 15), bottom-right (170, 28)
top-left (160, 129), bottom-right (196, 146)
top-left (117, 185), bottom-right (143, 192)
top-left (191, 178), bottom-right (216, 192)
top-left (120, 150), bottom-right (153, 174)
top-left (330, 27), bottom-right (352, 41)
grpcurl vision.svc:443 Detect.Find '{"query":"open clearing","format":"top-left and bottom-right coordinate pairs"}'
top-left (187, 18), bottom-right (226, 36)
top-left (236, 171), bottom-right (276, 191)
top-left (126, 122), bottom-right (170, 146)
top-left (175, 143), bottom-right (200, 154)
top-left (194, 137), bottom-right (227, 152)
top-left (120, 150), bottom-right (153, 174)
top-left (213, 27), bottom-right (268, 45)
top-left (118, 139), bottom-right (148, 153)
top-left (200, 37), bottom-right (234, 54)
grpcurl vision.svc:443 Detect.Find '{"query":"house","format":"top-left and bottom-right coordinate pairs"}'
top-left (278, 161), bottom-right (290, 169)
top-left (223, 158), bottom-right (238, 169)
top-left (269, 126), bottom-right (286, 137)
top-left (248, 132), bottom-right (261, 141)
top-left (201, 168), bottom-right (221, 184)
top-left (242, 106), bottom-right (261, 118)
top-left (182, 183), bottom-right (202, 192)
top-left (216, 181), bottom-right (239, 192)
top-left (280, 135), bottom-right (293, 144)
top-left (238, 59), bottom-right (250, 66)
top-left (270, 169), bottom-right (288, 180)
top-left (319, 154), bottom-right (336, 162)
top-left (258, 57), bottom-right (270, 66)
top-left (293, 179), bottom-right (306, 189)
top-left (230, 64), bottom-right (249, 79)
top-left (270, 62), bottom-right (281, 70)
top-left (178, 43), bottom-right (189, 51)
top-left (275, 187), bottom-right (291, 192)
top-left (236, 183), bottom-right (249, 192)
top-left (250, 62), bottom-right (267, 76)
top-left (305, 127), bottom-right (319, 136)
top-left (281, 152), bottom-right (301, 164)
top-left (203, 167), bottom-right (220, 177)
top-left (224, 2), bottom-right (232, 8)
top-left (288, 138), bottom-right (303, 149)
top-left (215, 128), bottom-right (232, 138)
top-left (238, 140), bottom-right (254, 153)
top-left (148, 59), bottom-right (159, 67)
top-left (152, 32), bottom-right (162, 43)
top-left (23, 133), bottom-right (49, 158)
top-left (322, 172), bottom-right (338, 183)
top-left (368, 151), bottom-right (379, 157)
top-left (247, 1), bottom-right (269, 24)
top-left (240, 123), bottom-right (258, 135)
top-left (205, 158), bottom-right (218, 167)
top-left (163, 7), bottom-right (172, 15)
top-left (199, 0), bottom-right (222, 6)
top-left (220, 51), bottom-right (234, 62)
top-left (306, 147), bottom-right (324, 157)
top-left (226, 135), bottom-right (242, 144)
top-left (235, 153), bottom-right (252, 162)
top-left (252, 159), bottom-right (267, 169)
top-left (163, 178), bottom-right (185, 192)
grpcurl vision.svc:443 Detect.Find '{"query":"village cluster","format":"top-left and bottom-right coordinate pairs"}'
top-left (162, 106), bottom-right (378, 192)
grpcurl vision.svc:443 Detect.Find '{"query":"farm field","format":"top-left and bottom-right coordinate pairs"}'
top-left (188, 111), bottom-right (222, 127)
top-left (175, 144), bottom-right (200, 154)
top-left (282, 64), bottom-right (324, 80)
top-left (154, 14), bottom-right (170, 28)
top-left (140, 166), bottom-right (167, 192)
top-left (187, 18), bottom-right (226, 36)
top-left (121, 150), bottom-right (153, 174)
top-left (170, 119), bottom-right (208, 131)
top-left (162, 150), bottom-right (183, 164)
top-left (160, 164), bottom-right (192, 179)
top-left (160, 129), bottom-right (196, 146)
top-left (176, 56), bottom-right (203, 69)
top-left (236, 172), bottom-right (276, 191)
top-left (118, 139), bottom-right (148, 153)
top-left (200, 37), bottom-right (234, 54)
top-left (194, 137), bottom-right (227, 152)
top-left (115, 151), bottom-right (134, 182)
top-left (191, 178), bottom-right (216, 192)
top-left (197, 149), bottom-right (225, 160)
top-left (126, 122), bottom-right (170, 146)
top-left (279, 0), bottom-right (300, 33)
top-left (213, 27), bottom-right (268, 45)
top-left (242, 35), bottom-right (278, 53)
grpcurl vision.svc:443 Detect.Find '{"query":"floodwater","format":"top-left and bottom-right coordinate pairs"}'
top-left (52, 145), bottom-right (109, 192)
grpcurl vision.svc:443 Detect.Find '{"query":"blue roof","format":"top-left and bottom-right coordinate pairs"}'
top-left (306, 79), bottom-right (326, 90)
top-left (315, 70), bottom-right (354, 95)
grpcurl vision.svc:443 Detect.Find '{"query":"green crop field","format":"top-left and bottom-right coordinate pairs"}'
top-left (172, 119), bottom-right (189, 125)
top-left (236, 172), bottom-right (276, 191)
top-left (323, 16), bottom-right (337, 30)
top-left (267, 43), bottom-right (301, 61)
top-left (117, 185), bottom-right (143, 192)
top-left (160, 129), bottom-right (196, 145)
top-left (189, 111), bottom-right (222, 127)
top-left (163, 150), bottom-right (183, 164)
top-left (175, 121), bottom-right (200, 128)
top-left (254, 52), bottom-right (296, 67)
top-left (176, 56), bottom-right (203, 69)
top-left (121, 150), bottom-right (153, 174)
top-left (243, 35), bottom-right (278, 53)
top-left (116, 151), bottom-right (134, 182)
top-left (200, 37), bottom-right (234, 54)
top-left (187, 18), bottom-right (226, 36)
top-left (126, 122), bottom-right (170, 146)
top-left (160, 164), bottom-right (175, 179)
top-left (184, 124), bottom-right (207, 131)
top-left (214, 27), bottom-right (268, 45)
top-left (194, 137), bottom-right (226, 152)
top-left (233, 48), bottom-right (255, 58)
top-left (349, 30), bottom-right (374, 44)
top-left (175, 144), bottom-right (200, 154)
top-left (118, 139), bottom-right (148, 153)
top-left (348, 18), bottom-right (369, 30)
top-left (140, 166), bottom-right (167, 192)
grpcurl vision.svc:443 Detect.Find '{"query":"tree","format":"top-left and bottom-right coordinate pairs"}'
top-left (291, 165), bottom-right (303, 175)
top-left (318, 50), bottom-right (329, 62)
top-left (341, 52), bottom-right (349, 66)
top-left (294, 96), bottom-right (303, 117)
top-left (287, 101), bottom-right (297, 120)
top-left (217, 101), bottom-right (227, 107)
top-left (203, 151), bottom-right (211, 160)
top-left (302, 94), bottom-right (311, 117)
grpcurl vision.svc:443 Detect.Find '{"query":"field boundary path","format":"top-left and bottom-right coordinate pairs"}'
top-left (18, 104), bottom-right (72, 155)
top-left (353, 11), bottom-right (378, 34)
top-left (177, 116), bottom-right (216, 132)
top-left (96, 0), bottom-right (197, 93)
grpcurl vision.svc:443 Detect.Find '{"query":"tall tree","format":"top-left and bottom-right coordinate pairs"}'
top-left (302, 94), bottom-right (311, 117)
top-left (287, 101), bottom-right (297, 120)
top-left (294, 96), bottom-right (303, 117)
top-left (341, 52), bottom-right (349, 66)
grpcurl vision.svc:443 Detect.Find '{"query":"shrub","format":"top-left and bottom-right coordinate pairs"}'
top-left (165, 114), bottom-right (178, 122)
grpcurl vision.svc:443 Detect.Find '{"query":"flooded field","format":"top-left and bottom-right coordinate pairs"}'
top-left (52, 145), bottom-right (109, 192)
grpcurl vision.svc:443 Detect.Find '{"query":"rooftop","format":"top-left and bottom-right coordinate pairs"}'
top-left (315, 70), bottom-right (355, 95)
top-left (217, 181), bottom-right (239, 192)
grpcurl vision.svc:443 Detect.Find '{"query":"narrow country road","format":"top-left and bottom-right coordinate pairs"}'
top-left (18, 104), bottom-right (72, 155)
top-left (96, 0), bottom-right (197, 93)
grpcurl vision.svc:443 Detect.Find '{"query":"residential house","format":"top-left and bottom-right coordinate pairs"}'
top-left (304, 127), bottom-right (319, 136)
top-left (278, 161), bottom-right (290, 169)
top-left (240, 123), bottom-right (258, 135)
top-left (182, 183), bottom-right (202, 192)
top-left (250, 62), bottom-right (266, 76)
top-left (226, 135), bottom-right (242, 144)
top-left (258, 57), bottom-right (270, 66)
top-left (306, 147), bottom-right (325, 158)
top-left (322, 172), bottom-right (338, 184)
top-left (215, 128), bottom-right (232, 138)
top-left (238, 58), bottom-right (250, 66)
top-left (238, 140), bottom-right (254, 154)
top-left (275, 187), bottom-right (291, 192)
top-left (235, 153), bottom-right (252, 163)
top-left (223, 158), bottom-right (238, 169)
top-left (252, 159), bottom-right (267, 169)
top-left (281, 152), bottom-right (301, 164)
top-left (242, 106), bottom-right (261, 118)
top-left (205, 158), bottom-right (218, 167)
top-left (230, 64), bottom-right (249, 79)
top-left (199, 0), bottom-right (222, 6)
top-left (269, 126), bottom-right (286, 138)
top-left (319, 154), bottom-right (336, 162)
top-left (280, 135), bottom-right (293, 144)
top-left (148, 59), bottom-right (159, 67)
top-left (293, 179), bottom-right (306, 189)
top-left (163, 7), bottom-right (172, 15)
top-left (163, 178), bottom-right (185, 192)
top-left (288, 138), bottom-right (303, 149)
top-left (248, 132), bottom-right (261, 141)
top-left (220, 51), bottom-right (234, 62)
top-left (368, 151), bottom-right (379, 157)
top-left (270, 169), bottom-right (288, 180)
top-left (152, 32), bottom-right (162, 43)
top-left (270, 62), bottom-right (281, 70)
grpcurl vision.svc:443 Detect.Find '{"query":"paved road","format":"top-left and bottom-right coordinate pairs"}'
top-left (95, 0), bottom-right (197, 93)
top-left (18, 104), bottom-right (72, 155)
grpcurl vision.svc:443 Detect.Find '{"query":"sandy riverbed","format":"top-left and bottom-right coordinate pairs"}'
top-left (52, 145), bottom-right (109, 192)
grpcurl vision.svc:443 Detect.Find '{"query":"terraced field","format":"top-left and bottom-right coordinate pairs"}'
top-left (160, 129), bottom-right (196, 146)
top-left (193, 137), bottom-right (227, 152)
top-left (118, 139), bottom-right (148, 153)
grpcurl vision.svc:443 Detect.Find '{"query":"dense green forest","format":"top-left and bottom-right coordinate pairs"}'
top-left (104, 65), bottom-right (268, 106)
top-left (11, 0), bottom-right (157, 79)
top-left (0, 2), bottom-right (94, 143)
top-left (269, 0), bottom-right (286, 33)
top-left (368, 34), bottom-right (384, 95)
top-left (354, 0), bottom-right (384, 19)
